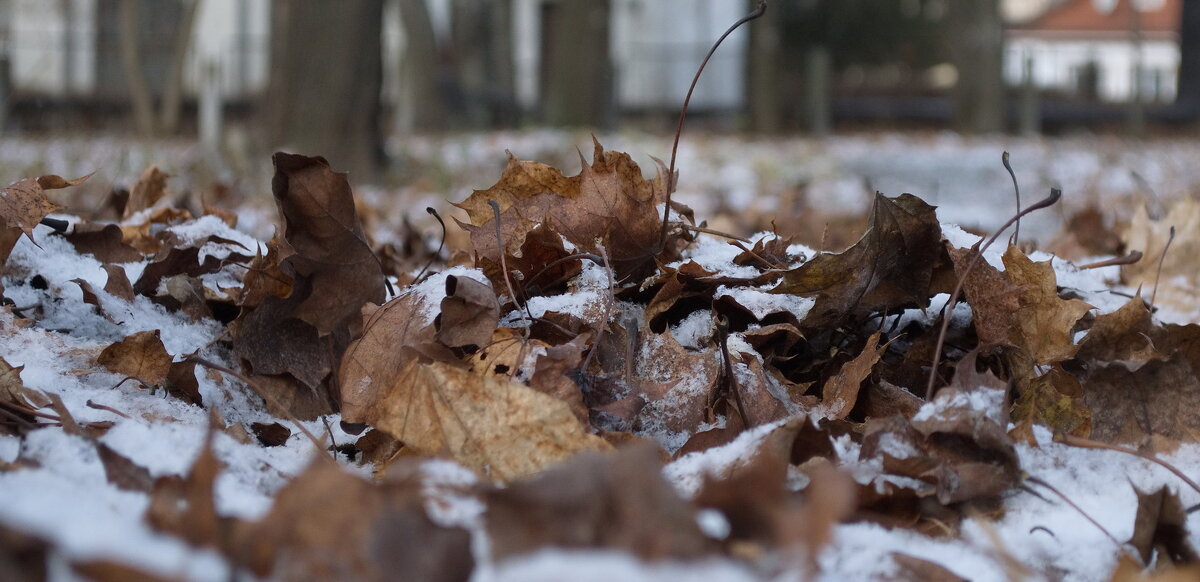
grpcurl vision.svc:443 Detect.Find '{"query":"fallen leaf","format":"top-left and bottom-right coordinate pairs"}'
top-left (772, 193), bottom-right (945, 329)
top-left (891, 553), bottom-right (969, 582)
top-left (1128, 485), bottom-right (1198, 567)
top-left (342, 360), bottom-right (610, 482)
top-left (269, 152), bottom-right (386, 336)
top-left (122, 165), bottom-right (169, 220)
top-left (340, 292), bottom-right (458, 413)
top-left (457, 138), bottom-right (686, 283)
top-left (97, 330), bottom-right (173, 387)
top-left (236, 458), bottom-right (473, 582)
top-left (1083, 353), bottom-right (1200, 445)
top-left (102, 264), bottom-right (134, 301)
top-left (71, 560), bottom-right (179, 582)
top-left (0, 523), bottom-right (49, 582)
top-left (60, 223), bottom-right (142, 263)
top-left (822, 331), bottom-right (882, 420)
top-left (1003, 246), bottom-right (1093, 365)
top-left (145, 432), bottom-right (224, 549)
top-left (946, 245), bottom-right (1022, 352)
top-left (1076, 296), bottom-right (1159, 364)
top-left (486, 443), bottom-right (711, 561)
top-left (1010, 365), bottom-right (1090, 442)
top-left (95, 442), bottom-right (154, 493)
top-left (434, 274), bottom-right (499, 349)
top-left (250, 422), bottom-right (291, 447)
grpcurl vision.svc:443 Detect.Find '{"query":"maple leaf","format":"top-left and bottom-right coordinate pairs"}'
top-left (772, 193), bottom-right (945, 329)
top-left (456, 137), bottom-right (686, 284)
top-left (1002, 246), bottom-right (1093, 366)
top-left (342, 360), bottom-right (610, 482)
top-left (1010, 365), bottom-right (1090, 442)
top-left (0, 173), bottom-right (90, 296)
top-left (1075, 296), bottom-right (1160, 364)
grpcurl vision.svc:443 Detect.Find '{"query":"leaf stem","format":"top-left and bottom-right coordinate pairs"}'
top-left (659, 1), bottom-right (767, 253)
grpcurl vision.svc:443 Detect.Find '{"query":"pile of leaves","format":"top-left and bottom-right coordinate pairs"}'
top-left (1, 139), bottom-right (1199, 581)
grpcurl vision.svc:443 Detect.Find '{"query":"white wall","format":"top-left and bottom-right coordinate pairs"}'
top-left (7, 0), bottom-right (270, 98)
top-left (1005, 35), bottom-right (1179, 101)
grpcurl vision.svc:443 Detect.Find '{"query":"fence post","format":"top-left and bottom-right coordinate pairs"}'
top-left (805, 46), bottom-right (831, 135)
top-left (1018, 54), bottom-right (1040, 136)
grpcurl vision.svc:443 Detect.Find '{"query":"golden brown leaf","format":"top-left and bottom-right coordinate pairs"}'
top-left (457, 138), bottom-right (682, 283)
top-left (434, 274), bottom-right (499, 349)
top-left (97, 330), bottom-right (173, 386)
top-left (343, 360), bottom-right (610, 482)
top-left (1002, 246), bottom-right (1093, 365)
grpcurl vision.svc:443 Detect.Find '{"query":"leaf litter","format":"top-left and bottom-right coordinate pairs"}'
top-left (1, 135), bottom-right (1200, 582)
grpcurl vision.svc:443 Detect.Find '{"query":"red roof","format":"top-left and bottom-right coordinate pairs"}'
top-left (1015, 0), bottom-right (1181, 34)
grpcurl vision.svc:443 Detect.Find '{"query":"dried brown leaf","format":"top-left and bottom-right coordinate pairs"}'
top-left (772, 193), bottom-right (944, 329)
top-left (343, 360), bottom-right (610, 482)
top-left (1083, 353), bottom-right (1200, 445)
top-left (1129, 485), bottom-right (1198, 567)
top-left (486, 443), bottom-right (711, 561)
top-left (822, 331), bottom-right (882, 420)
top-left (1002, 246), bottom-right (1093, 365)
top-left (434, 274), bottom-right (499, 348)
top-left (122, 165), bottom-right (169, 220)
top-left (97, 330), bottom-right (172, 386)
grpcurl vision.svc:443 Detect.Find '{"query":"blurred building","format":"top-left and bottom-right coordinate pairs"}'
top-left (0, 0), bottom-right (268, 115)
top-left (1005, 0), bottom-right (1181, 102)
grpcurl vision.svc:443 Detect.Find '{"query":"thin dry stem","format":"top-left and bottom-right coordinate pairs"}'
top-left (659, 1), bottom-right (767, 252)
top-left (926, 188), bottom-right (1062, 396)
top-left (1150, 225), bottom-right (1176, 310)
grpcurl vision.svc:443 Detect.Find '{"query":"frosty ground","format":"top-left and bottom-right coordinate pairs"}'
top-left (2, 130), bottom-right (1199, 581)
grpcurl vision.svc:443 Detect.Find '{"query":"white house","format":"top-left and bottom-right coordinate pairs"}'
top-left (1004, 0), bottom-right (1181, 102)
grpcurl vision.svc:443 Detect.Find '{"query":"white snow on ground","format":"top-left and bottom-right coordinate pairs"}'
top-left (2, 132), bottom-right (1200, 580)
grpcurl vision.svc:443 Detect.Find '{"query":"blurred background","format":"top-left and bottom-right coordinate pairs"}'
top-left (2, 0), bottom-right (1199, 251)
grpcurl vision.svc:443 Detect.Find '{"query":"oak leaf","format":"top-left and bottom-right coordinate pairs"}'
top-left (342, 360), bottom-right (610, 482)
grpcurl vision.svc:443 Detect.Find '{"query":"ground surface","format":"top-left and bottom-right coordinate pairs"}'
top-left (1, 130), bottom-right (1199, 581)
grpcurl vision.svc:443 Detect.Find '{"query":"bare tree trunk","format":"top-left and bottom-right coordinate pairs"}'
top-left (542, 0), bottom-right (611, 128)
top-left (747, 0), bottom-right (781, 133)
top-left (160, 0), bottom-right (202, 134)
top-left (488, 0), bottom-right (517, 126)
top-left (118, 0), bottom-right (157, 136)
top-left (947, 0), bottom-right (1005, 134)
top-left (397, 0), bottom-right (445, 132)
top-left (266, 0), bottom-right (385, 181)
